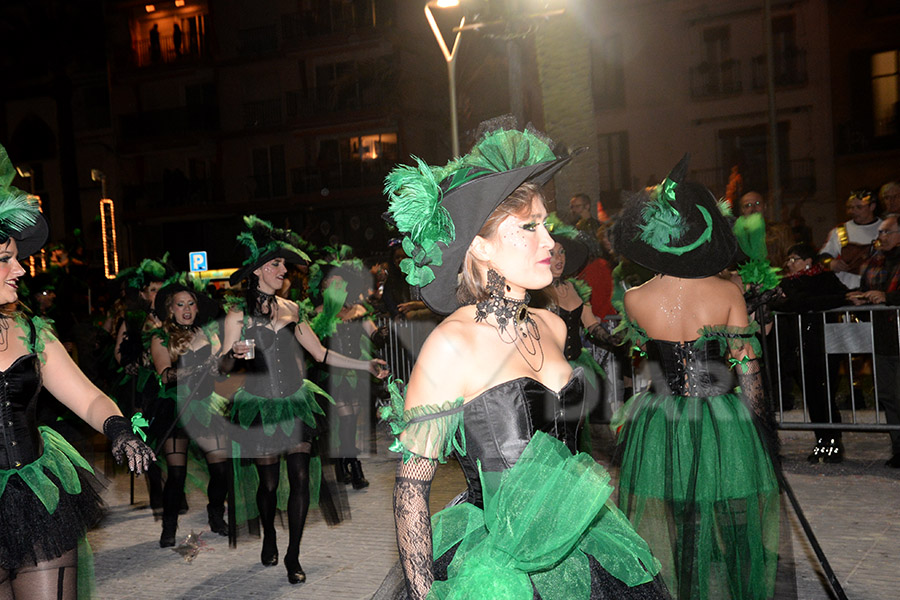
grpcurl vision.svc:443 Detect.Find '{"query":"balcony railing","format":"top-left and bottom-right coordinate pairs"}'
top-left (751, 49), bottom-right (808, 90)
top-left (243, 99), bottom-right (283, 129)
top-left (690, 158), bottom-right (816, 197)
top-left (123, 32), bottom-right (207, 69)
top-left (122, 177), bottom-right (214, 211)
top-left (119, 105), bottom-right (219, 139)
top-left (290, 158), bottom-right (394, 194)
top-left (690, 60), bottom-right (743, 99)
top-left (281, 0), bottom-right (395, 42)
top-left (237, 25), bottom-right (278, 56)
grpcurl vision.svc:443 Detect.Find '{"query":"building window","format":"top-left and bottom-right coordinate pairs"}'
top-left (596, 132), bottom-right (629, 207)
top-left (252, 145), bottom-right (286, 198)
top-left (872, 50), bottom-right (900, 137)
top-left (591, 35), bottom-right (624, 109)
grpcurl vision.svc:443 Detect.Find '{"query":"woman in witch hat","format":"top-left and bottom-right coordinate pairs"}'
top-left (611, 155), bottom-right (780, 599)
top-left (149, 274), bottom-right (229, 547)
top-left (377, 119), bottom-right (667, 599)
top-left (221, 216), bottom-right (388, 585)
top-left (0, 144), bottom-right (154, 599)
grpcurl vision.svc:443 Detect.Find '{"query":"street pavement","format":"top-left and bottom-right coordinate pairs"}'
top-left (86, 423), bottom-right (900, 599)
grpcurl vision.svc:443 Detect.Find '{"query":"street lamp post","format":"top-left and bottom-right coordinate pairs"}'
top-left (424, 0), bottom-right (465, 157)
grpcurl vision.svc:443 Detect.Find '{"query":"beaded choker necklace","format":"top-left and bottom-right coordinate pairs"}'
top-left (474, 270), bottom-right (544, 371)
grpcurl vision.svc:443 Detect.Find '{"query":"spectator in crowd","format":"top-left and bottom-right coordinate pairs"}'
top-left (820, 189), bottom-right (881, 289)
top-left (879, 181), bottom-right (900, 214)
top-left (772, 243), bottom-right (850, 463)
top-left (568, 193), bottom-right (603, 238)
top-left (848, 214), bottom-right (900, 467)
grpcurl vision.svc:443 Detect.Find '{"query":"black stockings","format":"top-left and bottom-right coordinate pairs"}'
top-left (254, 449), bottom-right (311, 561)
top-left (0, 550), bottom-right (78, 600)
top-left (162, 436), bottom-right (189, 525)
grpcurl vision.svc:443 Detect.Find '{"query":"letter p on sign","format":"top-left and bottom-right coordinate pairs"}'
top-left (189, 251), bottom-right (208, 272)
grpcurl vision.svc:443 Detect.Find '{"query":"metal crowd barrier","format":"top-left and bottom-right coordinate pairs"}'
top-left (771, 305), bottom-right (900, 432)
top-left (378, 316), bottom-right (439, 384)
top-left (378, 308), bottom-right (900, 435)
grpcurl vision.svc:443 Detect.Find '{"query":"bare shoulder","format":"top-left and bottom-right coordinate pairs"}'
top-left (403, 308), bottom-right (477, 410)
top-left (529, 307), bottom-right (566, 345)
top-left (702, 275), bottom-right (745, 302)
top-left (277, 297), bottom-right (299, 319)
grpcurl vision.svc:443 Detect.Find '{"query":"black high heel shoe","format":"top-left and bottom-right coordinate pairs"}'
top-left (284, 554), bottom-right (306, 584)
top-left (260, 536), bottom-right (278, 566)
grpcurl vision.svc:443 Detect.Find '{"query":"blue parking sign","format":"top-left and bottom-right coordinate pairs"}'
top-left (189, 251), bottom-right (208, 272)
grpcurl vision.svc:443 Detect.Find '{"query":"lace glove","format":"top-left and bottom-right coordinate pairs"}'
top-left (394, 456), bottom-right (438, 600)
top-left (586, 322), bottom-right (623, 350)
top-left (103, 415), bottom-right (156, 474)
top-left (734, 357), bottom-right (781, 464)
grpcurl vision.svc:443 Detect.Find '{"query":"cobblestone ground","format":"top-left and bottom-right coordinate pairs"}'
top-left (86, 421), bottom-right (899, 599)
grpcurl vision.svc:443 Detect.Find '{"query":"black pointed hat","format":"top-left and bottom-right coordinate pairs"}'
top-left (611, 154), bottom-right (737, 278)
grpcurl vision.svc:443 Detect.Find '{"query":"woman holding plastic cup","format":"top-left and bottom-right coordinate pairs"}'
top-left (220, 216), bottom-right (387, 585)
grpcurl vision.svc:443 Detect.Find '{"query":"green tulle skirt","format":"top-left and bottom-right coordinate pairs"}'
top-left (428, 431), bottom-right (662, 600)
top-left (614, 391), bottom-right (780, 600)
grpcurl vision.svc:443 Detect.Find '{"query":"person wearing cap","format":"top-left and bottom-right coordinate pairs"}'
top-left (0, 145), bottom-right (155, 598)
top-left (221, 216), bottom-right (387, 585)
top-left (378, 122), bottom-right (666, 600)
top-left (149, 275), bottom-right (230, 547)
top-left (611, 155), bottom-right (780, 600)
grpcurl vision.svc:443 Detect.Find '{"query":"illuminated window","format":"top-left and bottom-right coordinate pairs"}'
top-left (175, 0), bottom-right (185, 6)
top-left (145, 4), bottom-right (156, 13)
top-left (872, 50), bottom-right (900, 137)
top-left (351, 133), bottom-right (398, 162)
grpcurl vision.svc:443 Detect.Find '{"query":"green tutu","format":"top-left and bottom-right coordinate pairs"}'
top-left (614, 391), bottom-right (779, 600)
top-left (231, 380), bottom-right (332, 435)
top-left (428, 431), bottom-right (660, 600)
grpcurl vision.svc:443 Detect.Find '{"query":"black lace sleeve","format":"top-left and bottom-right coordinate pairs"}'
top-left (735, 357), bottom-right (781, 464)
top-left (394, 456), bottom-right (438, 600)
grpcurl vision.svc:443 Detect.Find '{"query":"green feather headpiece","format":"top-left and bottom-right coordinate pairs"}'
top-left (116, 253), bottom-right (171, 289)
top-left (236, 215), bottom-right (310, 268)
top-left (385, 125), bottom-right (562, 288)
top-left (0, 145), bottom-right (40, 242)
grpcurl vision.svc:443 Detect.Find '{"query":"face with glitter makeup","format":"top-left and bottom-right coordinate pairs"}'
top-left (480, 196), bottom-right (554, 297)
top-left (0, 239), bottom-right (26, 306)
top-left (254, 257), bottom-right (287, 294)
top-left (169, 291), bottom-right (197, 326)
top-left (549, 242), bottom-right (566, 278)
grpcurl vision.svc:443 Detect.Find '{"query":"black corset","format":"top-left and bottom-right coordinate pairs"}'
top-left (0, 354), bottom-right (42, 469)
top-left (452, 368), bottom-right (585, 508)
top-left (645, 338), bottom-right (735, 397)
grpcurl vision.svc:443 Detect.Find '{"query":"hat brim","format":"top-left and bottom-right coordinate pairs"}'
top-left (611, 184), bottom-right (738, 278)
top-left (419, 156), bottom-right (573, 315)
top-left (154, 282), bottom-right (219, 326)
top-left (229, 248), bottom-right (308, 286)
top-left (552, 234), bottom-right (588, 277)
top-left (11, 216), bottom-right (48, 259)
